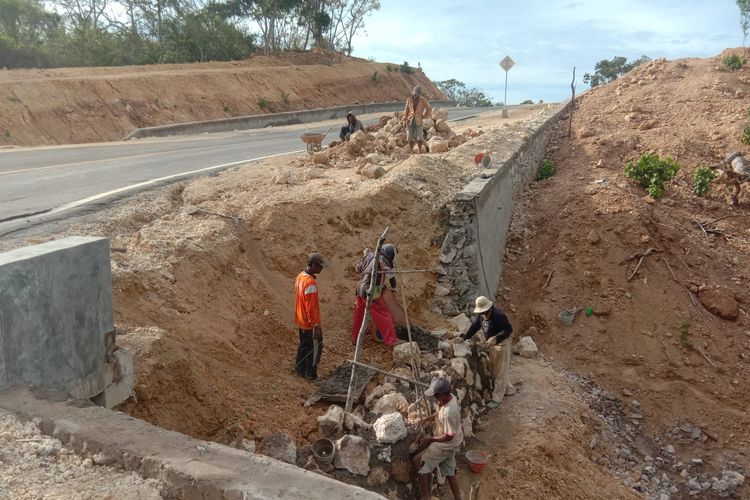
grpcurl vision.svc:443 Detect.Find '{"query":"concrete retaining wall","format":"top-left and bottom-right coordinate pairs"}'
top-left (124, 100), bottom-right (454, 140)
top-left (433, 104), bottom-right (569, 315)
top-left (0, 237), bottom-right (113, 396)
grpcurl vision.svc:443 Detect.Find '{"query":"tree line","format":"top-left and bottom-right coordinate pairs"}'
top-left (0, 0), bottom-right (380, 68)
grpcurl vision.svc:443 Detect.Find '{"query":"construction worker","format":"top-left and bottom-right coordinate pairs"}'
top-left (403, 85), bottom-right (432, 154)
top-left (294, 252), bottom-right (326, 381)
top-left (456, 296), bottom-right (514, 408)
top-left (339, 112), bottom-right (364, 141)
top-left (412, 378), bottom-right (463, 500)
top-left (351, 244), bottom-right (400, 348)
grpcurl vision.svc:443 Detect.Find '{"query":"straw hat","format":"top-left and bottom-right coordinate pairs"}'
top-left (473, 296), bottom-right (493, 314)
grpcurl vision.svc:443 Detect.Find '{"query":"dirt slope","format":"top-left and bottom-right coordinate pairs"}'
top-left (0, 50), bottom-right (441, 146)
top-left (501, 50), bottom-right (750, 493)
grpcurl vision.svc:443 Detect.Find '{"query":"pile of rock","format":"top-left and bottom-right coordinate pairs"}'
top-left (283, 316), bottom-right (513, 498)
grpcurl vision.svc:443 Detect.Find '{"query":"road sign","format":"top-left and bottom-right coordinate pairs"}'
top-left (500, 56), bottom-right (515, 72)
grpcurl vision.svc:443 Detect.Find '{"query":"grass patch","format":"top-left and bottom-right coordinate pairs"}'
top-left (679, 321), bottom-right (693, 349)
top-left (536, 159), bottom-right (554, 181)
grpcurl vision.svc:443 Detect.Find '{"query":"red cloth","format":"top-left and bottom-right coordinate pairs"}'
top-left (351, 296), bottom-right (397, 347)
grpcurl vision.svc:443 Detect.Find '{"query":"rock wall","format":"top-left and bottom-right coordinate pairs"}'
top-left (433, 104), bottom-right (569, 315)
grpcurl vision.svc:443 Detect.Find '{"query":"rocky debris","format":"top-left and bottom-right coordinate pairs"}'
top-left (373, 413), bottom-right (408, 444)
top-left (392, 342), bottom-right (420, 367)
top-left (452, 341), bottom-right (471, 358)
top-left (91, 347), bottom-right (135, 409)
top-left (272, 168), bottom-right (299, 185)
top-left (343, 411), bottom-right (372, 433)
top-left (513, 336), bottom-right (538, 358)
top-left (260, 432), bottom-right (297, 464)
top-left (373, 393), bottom-right (409, 416)
top-left (317, 405), bottom-right (344, 438)
top-left (447, 313), bottom-right (472, 333)
top-left (359, 164), bottom-right (386, 179)
top-left (450, 357), bottom-right (469, 378)
top-left (390, 456), bottom-right (412, 483)
top-left (367, 465), bottom-right (390, 486)
top-left (365, 383), bottom-right (396, 408)
top-left (313, 150), bottom-right (329, 165)
top-left (333, 435), bottom-right (370, 476)
top-left (698, 287), bottom-right (739, 320)
top-left (0, 411), bottom-right (164, 498)
top-left (428, 137), bottom-right (449, 153)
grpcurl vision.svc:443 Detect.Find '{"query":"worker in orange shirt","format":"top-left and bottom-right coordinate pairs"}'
top-left (294, 252), bottom-right (327, 381)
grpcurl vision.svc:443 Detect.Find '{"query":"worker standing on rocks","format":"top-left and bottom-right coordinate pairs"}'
top-left (339, 111), bottom-right (364, 141)
top-left (351, 244), bottom-right (400, 348)
top-left (456, 296), bottom-right (514, 408)
top-left (403, 85), bottom-right (432, 154)
top-left (412, 378), bottom-right (463, 500)
top-left (294, 253), bottom-right (327, 381)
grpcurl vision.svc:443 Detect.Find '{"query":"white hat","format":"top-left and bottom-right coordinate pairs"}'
top-left (473, 296), bottom-right (493, 314)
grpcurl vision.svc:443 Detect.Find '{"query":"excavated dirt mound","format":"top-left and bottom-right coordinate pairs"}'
top-left (501, 50), bottom-right (749, 496)
top-left (0, 50), bottom-right (441, 146)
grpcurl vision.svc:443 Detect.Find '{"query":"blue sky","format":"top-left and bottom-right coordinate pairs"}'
top-left (352, 0), bottom-right (742, 104)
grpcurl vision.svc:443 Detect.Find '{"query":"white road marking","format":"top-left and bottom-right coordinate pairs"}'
top-left (48, 150), bottom-right (303, 215)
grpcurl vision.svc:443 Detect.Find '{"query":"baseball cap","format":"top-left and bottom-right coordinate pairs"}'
top-left (308, 252), bottom-right (328, 268)
top-left (424, 378), bottom-right (451, 397)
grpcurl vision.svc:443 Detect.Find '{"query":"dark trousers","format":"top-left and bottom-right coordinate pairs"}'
top-left (295, 329), bottom-right (322, 379)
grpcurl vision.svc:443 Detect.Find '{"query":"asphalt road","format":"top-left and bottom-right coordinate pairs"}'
top-left (0, 107), bottom-right (492, 236)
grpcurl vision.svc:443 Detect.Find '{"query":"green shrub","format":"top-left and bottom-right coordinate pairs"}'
top-left (624, 153), bottom-right (680, 198)
top-left (3, 129), bottom-right (9, 138)
top-left (399, 61), bottom-right (413, 74)
top-left (536, 159), bottom-right (554, 181)
top-left (679, 321), bottom-right (693, 349)
top-left (521, 99), bottom-right (534, 104)
top-left (692, 166), bottom-right (716, 196)
top-left (742, 126), bottom-right (750, 145)
top-left (723, 53), bottom-right (746, 71)
top-left (257, 98), bottom-right (268, 110)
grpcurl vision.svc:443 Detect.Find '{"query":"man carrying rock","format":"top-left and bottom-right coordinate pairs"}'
top-left (412, 378), bottom-right (463, 500)
top-left (403, 86), bottom-right (432, 154)
top-left (294, 252), bottom-right (327, 381)
top-left (339, 111), bottom-right (364, 141)
top-left (456, 296), bottom-right (514, 408)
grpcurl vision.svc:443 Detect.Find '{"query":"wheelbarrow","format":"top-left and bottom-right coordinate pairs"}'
top-left (300, 128), bottom-right (331, 154)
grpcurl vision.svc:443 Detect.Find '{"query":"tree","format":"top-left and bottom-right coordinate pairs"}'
top-left (435, 79), bottom-right (494, 107)
top-left (739, 0), bottom-right (750, 46)
top-left (325, 0), bottom-right (379, 55)
top-left (582, 55), bottom-right (650, 87)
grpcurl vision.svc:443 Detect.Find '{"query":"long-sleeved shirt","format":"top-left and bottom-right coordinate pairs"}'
top-left (355, 252), bottom-right (396, 299)
top-left (403, 95), bottom-right (432, 126)
top-left (463, 307), bottom-right (513, 343)
top-left (295, 271), bottom-right (321, 330)
top-left (345, 118), bottom-right (364, 135)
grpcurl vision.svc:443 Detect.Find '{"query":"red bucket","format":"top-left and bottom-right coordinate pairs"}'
top-left (466, 450), bottom-right (489, 473)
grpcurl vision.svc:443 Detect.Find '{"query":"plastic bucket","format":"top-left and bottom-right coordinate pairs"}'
top-left (312, 438), bottom-right (335, 465)
top-left (466, 450), bottom-right (489, 473)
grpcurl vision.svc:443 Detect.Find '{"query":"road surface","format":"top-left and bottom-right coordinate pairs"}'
top-left (0, 107), bottom-right (493, 236)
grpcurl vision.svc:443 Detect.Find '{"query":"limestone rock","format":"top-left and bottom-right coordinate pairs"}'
top-left (344, 412), bottom-right (373, 432)
top-left (579, 127), bottom-right (598, 138)
top-left (422, 118), bottom-right (434, 130)
top-left (452, 341), bottom-right (471, 358)
top-left (434, 119), bottom-right (451, 133)
top-left (373, 393), bottom-right (409, 415)
top-left (350, 130), bottom-right (367, 144)
top-left (334, 435), bottom-right (370, 476)
top-left (260, 432), bottom-right (296, 464)
top-left (393, 341), bottom-right (420, 367)
top-left (365, 383), bottom-right (396, 408)
top-left (313, 151), bottom-right (329, 165)
top-left (367, 466), bottom-right (390, 486)
top-left (450, 357), bottom-right (468, 379)
top-left (698, 287), bottom-right (739, 320)
top-left (428, 137), bottom-right (449, 153)
top-left (272, 168), bottom-right (298, 185)
top-left (462, 414), bottom-right (474, 438)
top-left (374, 412), bottom-right (408, 443)
top-left (317, 405), bottom-right (344, 438)
top-left (303, 168), bottom-right (325, 181)
top-left (406, 399), bottom-right (432, 424)
top-left (513, 336), bottom-right (538, 358)
top-left (448, 314), bottom-right (472, 334)
top-left (391, 456), bottom-right (412, 483)
top-left (361, 165), bottom-right (386, 179)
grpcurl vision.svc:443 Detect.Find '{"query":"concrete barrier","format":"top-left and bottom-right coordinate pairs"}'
top-left (433, 103), bottom-right (570, 315)
top-left (0, 237), bottom-right (113, 397)
top-left (124, 100), bottom-right (455, 140)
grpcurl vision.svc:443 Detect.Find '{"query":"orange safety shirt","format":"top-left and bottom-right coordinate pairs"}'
top-left (295, 271), bottom-right (321, 330)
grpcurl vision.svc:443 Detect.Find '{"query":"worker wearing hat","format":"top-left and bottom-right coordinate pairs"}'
top-left (403, 85), bottom-right (432, 154)
top-left (456, 296), bottom-right (514, 408)
top-left (412, 378), bottom-right (463, 500)
top-left (294, 252), bottom-right (327, 381)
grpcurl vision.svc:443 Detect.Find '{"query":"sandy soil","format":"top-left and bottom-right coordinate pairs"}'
top-left (0, 50), bottom-right (441, 146)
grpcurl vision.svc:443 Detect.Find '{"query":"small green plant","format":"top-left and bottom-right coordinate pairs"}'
top-left (257, 98), bottom-right (268, 110)
top-left (742, 126), bottom-right (750, 145)
top-left (536, 159), bottom-right (554, 181)
top-left (692, 166), bottom-right (717, 196)
top-left (624, 153), bottom-right (680, 199)
top-left (386, 65), bottom-right (393, 72)
top-left (723, 53), bottom-right (746, 71)
top-left (679, 321), bottom-right (693, 349)
top-left (222, 104), bottom-right (230, 113)
top-left (3, 129), bottom-right (10, 138)
top-left (371, 70), bottom-right (379, 82)
top-left (399, 61), bottom-right (413, 74)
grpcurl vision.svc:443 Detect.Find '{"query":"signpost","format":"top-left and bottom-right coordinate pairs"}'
top-left (499, 55), bottom-right (515, 118)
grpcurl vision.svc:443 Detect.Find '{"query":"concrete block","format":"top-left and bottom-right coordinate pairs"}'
top-left (0, 237), bottom-right (112, 396)
top-left (91, 348), bottom-right (134, 408)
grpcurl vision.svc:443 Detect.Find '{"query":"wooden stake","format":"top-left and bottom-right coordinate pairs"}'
top-left (542, 270), bottom-right (554, 291)
top-left (627, 247), bottom-right (655, 281)
top-left (568, 67), bottom-right (576, 137)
